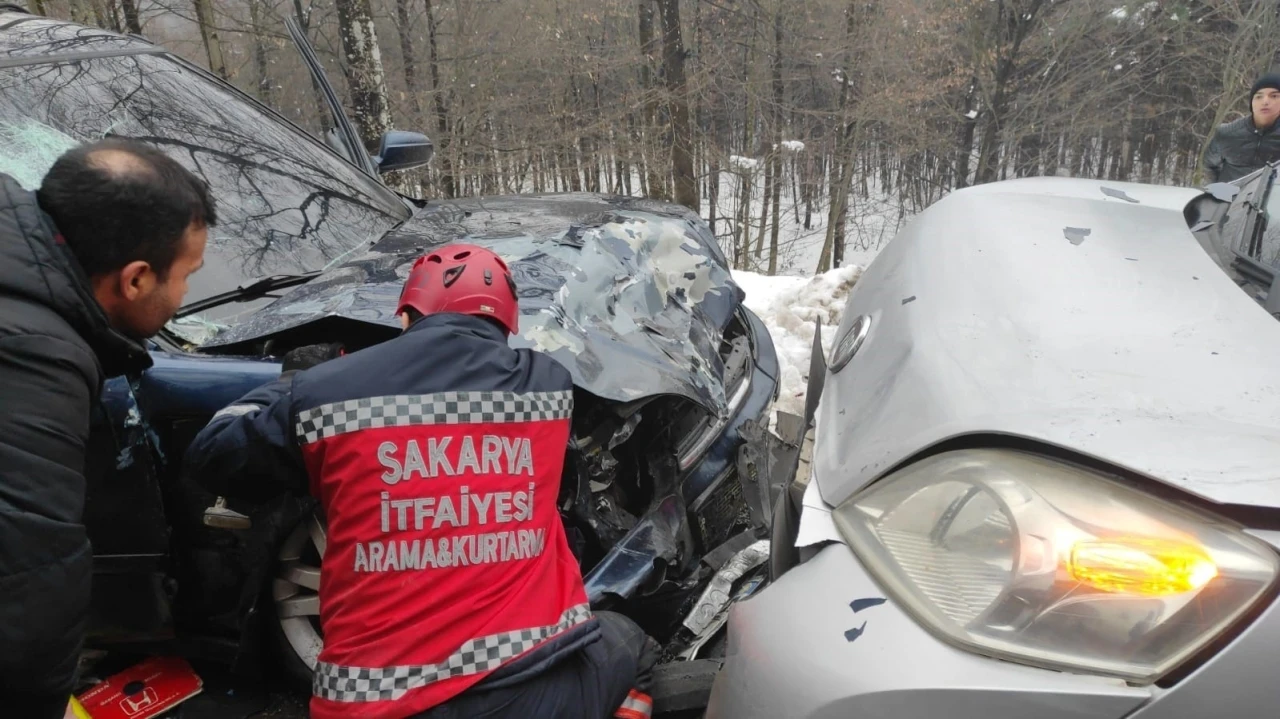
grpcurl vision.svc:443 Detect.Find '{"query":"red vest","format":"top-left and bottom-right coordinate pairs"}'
top-left (297, 390), bottom-right (591, 719)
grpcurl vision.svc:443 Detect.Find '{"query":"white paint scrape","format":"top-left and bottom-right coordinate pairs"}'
top-left (733, 265), bottom-right (862, 420)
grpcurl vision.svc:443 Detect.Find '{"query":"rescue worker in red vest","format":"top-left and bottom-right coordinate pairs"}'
top-left (183, 244), bottom-right (658, 719)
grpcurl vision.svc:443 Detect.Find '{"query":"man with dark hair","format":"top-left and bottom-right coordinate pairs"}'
top-left (0, 138), bottom-right (212, 717)
top-left (1205, 72), bottom-right (1280, 183)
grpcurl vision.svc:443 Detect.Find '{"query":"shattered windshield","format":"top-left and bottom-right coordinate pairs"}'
top-left (0, 49), bottom-right (410, 343)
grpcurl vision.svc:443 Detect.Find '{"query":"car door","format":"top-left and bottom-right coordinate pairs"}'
top-left (84, 375), bottom-right (175, 642)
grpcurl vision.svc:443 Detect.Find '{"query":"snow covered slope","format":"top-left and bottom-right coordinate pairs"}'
top-left (734, 265), bottom-right (862, 420)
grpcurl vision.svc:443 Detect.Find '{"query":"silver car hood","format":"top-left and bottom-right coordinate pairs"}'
top-left (815, 177), bottom-right (1280, 510)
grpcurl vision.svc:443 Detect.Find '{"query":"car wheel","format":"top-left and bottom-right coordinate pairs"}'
top-left (651, 658), bottom-right (723, 718)
top-left (271, 511), bottom-right (326, 687)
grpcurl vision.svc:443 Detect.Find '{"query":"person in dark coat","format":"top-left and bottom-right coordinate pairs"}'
top-left (0, 139), bottom-right (213, 718)
top-left (1205, 73), bottom-right (1280, 183)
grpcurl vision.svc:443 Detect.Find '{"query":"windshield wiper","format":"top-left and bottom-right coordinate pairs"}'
top-left (175, 271), bottom-right (323, 319)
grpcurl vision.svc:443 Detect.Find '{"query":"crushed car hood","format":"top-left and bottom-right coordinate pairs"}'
top-left (814, 177), bottom-right (1280, 510)
top-left (205, 193), bottom-right (741, 413)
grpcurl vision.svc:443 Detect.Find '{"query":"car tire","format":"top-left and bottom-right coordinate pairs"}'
top-left (269, 511), bottom-right (327, 689)
top-left (651, 658), bottom-right (723, 718)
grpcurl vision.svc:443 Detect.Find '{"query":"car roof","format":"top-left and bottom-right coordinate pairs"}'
top-left (0, 7), bottom-right (156, 63)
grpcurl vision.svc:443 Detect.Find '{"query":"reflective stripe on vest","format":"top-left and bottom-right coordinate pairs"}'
top-left (312, 603), bottom-right (593, 703)
top-left (614, 689), bottom-right (654, 719)
top-left (295, 391), bottom-right (573, 443)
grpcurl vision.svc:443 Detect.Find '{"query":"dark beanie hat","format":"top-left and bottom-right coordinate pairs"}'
top-left (1252, 73), bottom-right (1280, 98)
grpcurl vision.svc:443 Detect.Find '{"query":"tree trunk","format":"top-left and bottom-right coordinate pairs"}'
top-left (615, 149), bottom-right (626, 195)
top-left (974, 92), bottom-right (1005, 184)
top-left (816, 0), bottom-right (860, 273)
top-left (101, 0), bottom-right (121, 31)
top-left (590, 71), bottom-right (606, 193)
top-left (709, 155), bottom-right (720, 236)
top-left (791, 155), bottom-right (801, 225)
top-left (735, 171), bottom-right (752, 269)
top-left (88, 0), bottom-right (109, 31)
top-left (335, 0), bottom-right (393, 148)
top-left (658, 0), bottom-right (696, 210)
top-left (68, 0), bottom-right (89, 25)
top-left (624, 116), bottom-right (636, 195)
top-left (250, 0), bottom-right (273, 106)
top-left (974, 0), bottom-right (1045, 185)
top-left (424, 0), bottom-right (455, 197)
top-left (754, 164), bottom-right (771, 258)
top-left (396, 0), bottom-right (421, 115)
top-left (192, 0), bottom-right (228, 80)
top-left (831, 127), bottom-right (857, 269)
top-left (293, 0), bottom-right (331, 134)
top-left (767, 3), bottom-right (783, 275)
top-left (802, 149), bottom-right (813, 230)
top-left (638, 0), bottom-right (667, 200)
top-left (119, 0), bottom-right (141, 34)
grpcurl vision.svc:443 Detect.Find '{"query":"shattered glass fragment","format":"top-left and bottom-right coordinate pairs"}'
top-left (167, 315), bottom-right (230, 345)
top-left (0, 119), bottom-right (80, 190)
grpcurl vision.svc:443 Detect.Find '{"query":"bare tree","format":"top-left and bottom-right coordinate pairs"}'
top-left (119, 0), bottom-right (141, 34)
top-left (48, 0), bottom-right (1277, 277)
top-left (334, 0), bottom-right (392, 146)
top-left (249, 0), bottom-right (273, 104)
top-left (767, 1), bottom-right (783, 274)
top-left (423, 0), bottom-right (455, 197)
top-left (658, 0), bottom-right (696, 210)
top-left (638, 0), bottom-right (666, 199)
top-left (192, 0), bottom-right (229, 80)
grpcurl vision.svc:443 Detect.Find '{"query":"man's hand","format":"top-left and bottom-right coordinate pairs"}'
top-left (281, 342), bottom-right (345, 372)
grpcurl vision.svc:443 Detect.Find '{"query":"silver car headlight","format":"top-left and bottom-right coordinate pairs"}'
top-left (833, 448), bottom-right (1278, 683)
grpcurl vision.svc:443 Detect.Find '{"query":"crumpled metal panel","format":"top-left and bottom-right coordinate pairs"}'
top-left (206, 194), bottom-right (743, 414)
top-left (582, 493), bottom-right (692, 606)
top-left (813, 176), bottom-right (1280, 509)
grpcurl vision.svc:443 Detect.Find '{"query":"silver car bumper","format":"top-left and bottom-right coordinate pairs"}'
top-left (707, 542), bottom-right (1280, 719)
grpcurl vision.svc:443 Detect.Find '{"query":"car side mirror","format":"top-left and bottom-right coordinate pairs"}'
top-left (373, 130), bottom-right (433, 173)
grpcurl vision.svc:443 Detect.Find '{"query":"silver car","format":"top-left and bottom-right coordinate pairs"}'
top-left (707, 168), bottom-right (1280, 718)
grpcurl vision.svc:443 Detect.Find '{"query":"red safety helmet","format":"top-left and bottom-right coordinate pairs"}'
top-left (396, 244), bottom-right (520, 335)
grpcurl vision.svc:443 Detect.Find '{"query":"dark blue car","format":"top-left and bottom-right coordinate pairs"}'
top-left (0, 6), bottom-right (780, 681)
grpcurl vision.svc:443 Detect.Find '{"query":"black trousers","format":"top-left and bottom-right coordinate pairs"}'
top-left (12, 692), bottom-right (68, 719)
top-left (413, 611), bottom-right (660, 719)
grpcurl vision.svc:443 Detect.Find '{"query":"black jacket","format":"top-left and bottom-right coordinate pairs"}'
top-left (0, 173), bottom-right (150, 710)
top-left (1205, 115), bottom-right (1280, 183)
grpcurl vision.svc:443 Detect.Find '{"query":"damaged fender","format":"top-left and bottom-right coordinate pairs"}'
top-left (582, 494), bottom-right (694, 606)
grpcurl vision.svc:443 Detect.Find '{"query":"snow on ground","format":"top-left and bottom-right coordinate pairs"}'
top-left (734, 265), bottom-right (863, 421)
top-left (702, 167), bottom-right (907, 279)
